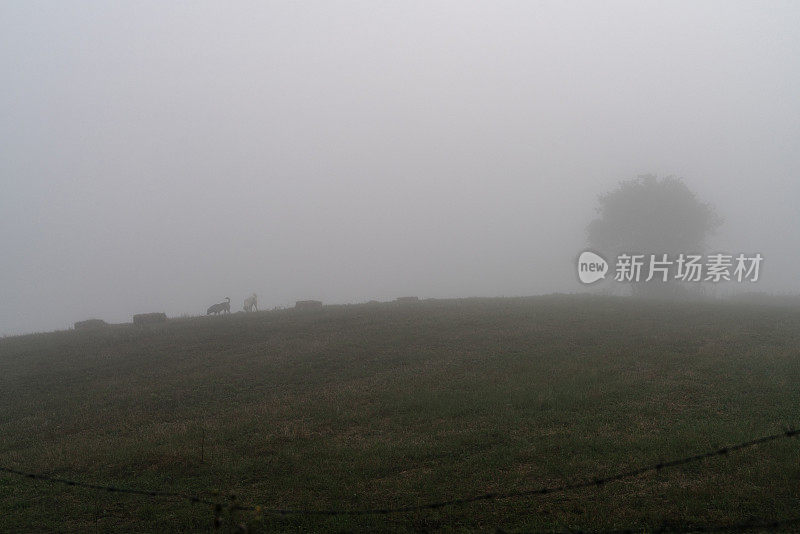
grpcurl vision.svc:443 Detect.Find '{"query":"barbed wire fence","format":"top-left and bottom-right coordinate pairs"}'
top-left (1, 427), bottom-right (798, 531)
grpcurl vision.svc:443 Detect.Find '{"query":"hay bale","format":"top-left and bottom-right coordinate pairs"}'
top-left (133, 312), bottom-right (167, 325)
top-left (74, 319), bottom-right (107, 330)
top-left (295, 300), bottom-right (323, 310)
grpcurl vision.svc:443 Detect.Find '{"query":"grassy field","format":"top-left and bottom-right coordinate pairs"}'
top-left (1, 295), bottom-right (799, 532)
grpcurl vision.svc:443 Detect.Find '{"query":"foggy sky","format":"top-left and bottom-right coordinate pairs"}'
top-left (2, 1), bottom-right (799, 335)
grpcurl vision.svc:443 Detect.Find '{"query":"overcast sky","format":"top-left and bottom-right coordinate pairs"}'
top-left (2, 1), bottom-right (799, 335)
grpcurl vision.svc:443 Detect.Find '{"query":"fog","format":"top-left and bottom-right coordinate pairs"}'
top-left (2, 1), bottom-right (799, 335)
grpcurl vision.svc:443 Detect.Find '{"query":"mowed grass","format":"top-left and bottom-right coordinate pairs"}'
top-left (1, 295), bottom-right (799, 532)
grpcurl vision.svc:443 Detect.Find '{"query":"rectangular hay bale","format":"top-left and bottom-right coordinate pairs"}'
top-left (133, 312), bottom-right (167, 325)
top-left (295, 300), bottom-right (323, 310)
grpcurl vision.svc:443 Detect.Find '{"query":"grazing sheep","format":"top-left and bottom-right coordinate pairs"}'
top-left (133, 313), bottom-right (167, 325)
top-left (243, 293), bottom-right (258, 312)
top-left (207, 297), bottom-right (231, 315)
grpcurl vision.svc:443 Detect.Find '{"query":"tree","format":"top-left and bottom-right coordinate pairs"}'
top-left (587, 175), bottom-right (722, 297)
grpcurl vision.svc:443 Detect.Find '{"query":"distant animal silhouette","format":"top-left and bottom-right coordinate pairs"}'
top-left (207, 297), bottom-right (231, 315)
top-left (243, 293), bottom-right (258, 312)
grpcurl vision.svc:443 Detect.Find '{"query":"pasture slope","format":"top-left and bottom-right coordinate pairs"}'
top-left (0, 295), bottom-right (799, 532)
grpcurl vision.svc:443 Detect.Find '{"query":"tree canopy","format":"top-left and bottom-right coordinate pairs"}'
top-left (587, 175), bottom-right (722, 257)
top-left (587, 175), bottom-right (722, 297)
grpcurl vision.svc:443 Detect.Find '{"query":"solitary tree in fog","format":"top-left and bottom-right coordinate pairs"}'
top-left (587, 175), bottom-right (722, 297)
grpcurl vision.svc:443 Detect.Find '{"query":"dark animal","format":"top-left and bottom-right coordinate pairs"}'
top-left (207, 297), bottom-right (231, 315)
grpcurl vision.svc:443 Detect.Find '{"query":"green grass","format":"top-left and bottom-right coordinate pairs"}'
top-left (1, 295), bottom-right (799, 532)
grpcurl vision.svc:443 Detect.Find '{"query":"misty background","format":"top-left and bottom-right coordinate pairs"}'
top-left (1, 1), bottom-right (799, 336)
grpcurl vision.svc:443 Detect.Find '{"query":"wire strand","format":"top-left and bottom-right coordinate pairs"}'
top-left (2, 427), bottom-right (796, 517)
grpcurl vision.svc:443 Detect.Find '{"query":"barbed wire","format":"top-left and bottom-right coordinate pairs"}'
top-left (230, 427), bottom-right (800, 515)
top-left (0, 465), bottom-right (219, 507)
top-left (555, 514), bottom-right (800, 533)
top-left (1, 427), bottom-right (798, 521)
